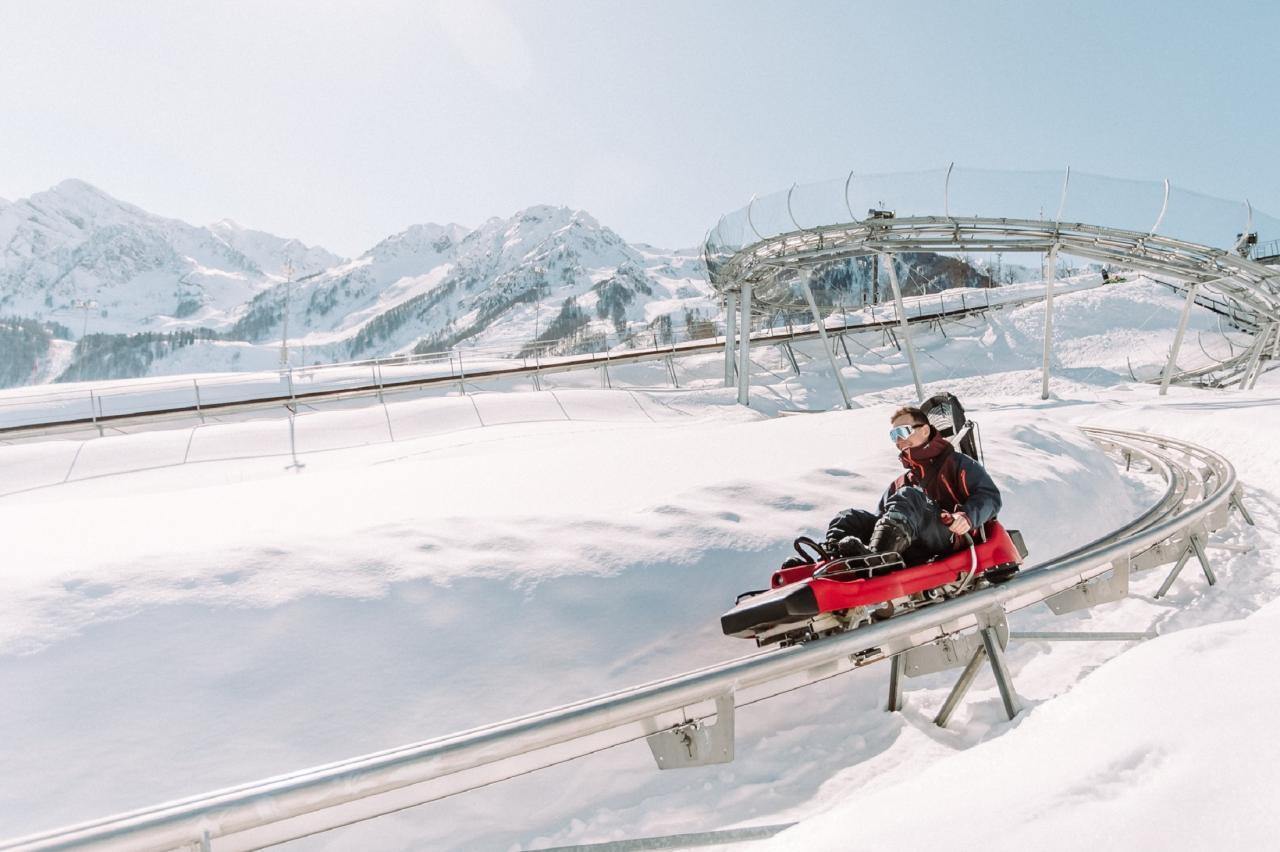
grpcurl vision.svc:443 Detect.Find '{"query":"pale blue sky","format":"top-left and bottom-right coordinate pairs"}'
top-left (1, 0), bottom-right (1275, 256)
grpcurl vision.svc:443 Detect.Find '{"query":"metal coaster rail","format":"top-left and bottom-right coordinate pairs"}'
top-left (1, 427), bottom-right (1251, 852)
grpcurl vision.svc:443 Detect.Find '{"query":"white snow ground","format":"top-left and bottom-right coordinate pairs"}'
top-left (0, 277), bottom-right (1277, 851)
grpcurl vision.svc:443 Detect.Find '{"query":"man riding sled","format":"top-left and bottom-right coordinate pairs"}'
top-left (822, 403), bottom-right (1002, 568)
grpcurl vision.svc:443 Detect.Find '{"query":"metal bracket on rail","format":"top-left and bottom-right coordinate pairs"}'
top-left (1044, 556), bottom-right (1130, 615)
top-left (646, 692), bottom-right (735, 770)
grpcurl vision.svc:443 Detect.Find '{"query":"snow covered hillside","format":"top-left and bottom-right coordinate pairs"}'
top-left (1, 278), bottom-right (1274, 851)
top-left (0, 181), bottom-right (715, 385)
top-left (0, 179), bottom-right (339, 333)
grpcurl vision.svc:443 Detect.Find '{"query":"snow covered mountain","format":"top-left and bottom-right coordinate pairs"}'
top-left (0, 179), bottom-right (339, 335)
top-left (1, 181), bottom-right (716, 385)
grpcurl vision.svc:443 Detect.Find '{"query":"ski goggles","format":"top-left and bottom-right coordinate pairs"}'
top-left (889, 423), bottom-right (926, 442)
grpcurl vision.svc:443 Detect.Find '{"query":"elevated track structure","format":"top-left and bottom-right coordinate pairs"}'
top-left (704, 166), bottom-right (1280, 404)
top-left (1, 428), bottom-right (1255, 851)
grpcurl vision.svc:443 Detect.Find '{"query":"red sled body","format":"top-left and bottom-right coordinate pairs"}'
top-left (722, 521), bottom-right (1026, 647)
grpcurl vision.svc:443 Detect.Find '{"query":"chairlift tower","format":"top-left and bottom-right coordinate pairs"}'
top-left (71, 298), bottom-right (98, 339)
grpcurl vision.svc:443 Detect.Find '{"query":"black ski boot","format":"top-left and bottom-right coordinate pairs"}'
top-left (829, 535), bottom-right (873, 558)
top-left (868, 516), bottom-right (912, 559)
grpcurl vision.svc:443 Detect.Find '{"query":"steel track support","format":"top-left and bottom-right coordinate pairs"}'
top-left (886, 653), bottom-right (906, 712)
top-left (800, 270), bottom-right (854, 409)
top-left (982, 626), bottom-right (1023, 720)
top-left (1154, 545), bottom-right (1194, 599)
top-left (1248, 322), bottom-right (1279, 389)
top-left (1153, 532), bottom-right (1216, 598)
top-left (1231, 489), bottom-right (1256, 525)
top-left (737, 281), bottom-right (752, 405)
top-left (1041, 243), bottom-right (1060, 400)
top-left (780, 342), bottom-right (800, 375)
top-left (665, 355), bottom-right (679, 388)
top-left (839, 334), bottom-right (853, 366)
top-left (1238, 328), bottom-right (1267, 389)
top-left (724, 291), bottom-right (738, 387)
top-left (882, 253), bottom-right (924, 402)
top-left (1160, 282), bottom-right (1201, 395)
top-left (1189, 534), bottom-right (1217, 586)
top-left (934, 646), bottom-right (987, 728)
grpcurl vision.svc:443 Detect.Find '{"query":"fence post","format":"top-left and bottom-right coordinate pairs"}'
top-left (192, 379), bottom-right (205, 423)
top-left (89, 390), bottom-right (103, 436)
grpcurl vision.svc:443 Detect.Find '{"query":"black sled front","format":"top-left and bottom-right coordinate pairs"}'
top-left (720, 583), bottom-right (820, 638)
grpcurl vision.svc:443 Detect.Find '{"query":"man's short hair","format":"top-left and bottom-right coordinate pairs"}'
top-left (891, 405), bottom-right (928, 426)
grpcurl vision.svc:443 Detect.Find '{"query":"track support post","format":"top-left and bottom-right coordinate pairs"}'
top-left (1154, 532), bottom-right (1217, 598)
top-left (1160, 282), bottom-right (1201, 395)
top-left (982, 625), bottom-right (1023, 720)
top-left (737, 281), bottom-right (752, 405)
top-left (1040, 243), bottom-right (1059, 400)
top-left (799, 269), bottom-right (854, 409)
top-left (934, 608), bottom-right (1022, 727)
top-left (886, 653), bottom-right (905, 712)
top-left (934, 646), bottom-right (987, 728)
top-left (1230, 488), bottom-right (1256, 526)
top-left (882, 252), bottom-right (924, 403)
top-left (724, 291), bottom-right (738, 387)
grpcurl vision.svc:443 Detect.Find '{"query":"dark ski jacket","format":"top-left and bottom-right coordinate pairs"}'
top-left (878, 431), bottom-right (1002, 528)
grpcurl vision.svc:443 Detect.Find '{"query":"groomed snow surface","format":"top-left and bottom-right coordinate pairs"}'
top-left (2, 278), bottom-right (1278, 850)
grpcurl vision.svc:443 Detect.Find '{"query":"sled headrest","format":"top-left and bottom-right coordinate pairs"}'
top-left (920, 393), bottom-right (967, 438)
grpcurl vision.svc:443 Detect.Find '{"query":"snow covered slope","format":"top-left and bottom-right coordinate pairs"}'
top-left (1, 277), bottom-right (1275, 851)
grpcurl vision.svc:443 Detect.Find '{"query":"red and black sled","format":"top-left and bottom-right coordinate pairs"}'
top-left (721, 393), bottom-right (1027, 647)
top-left (721, 522), bottom-right (1027, 647)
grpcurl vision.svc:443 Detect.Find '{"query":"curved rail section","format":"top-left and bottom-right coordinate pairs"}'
top-left (703, 169), bottom-right (1280, 394)
top-left (2, 428), bottom-right (1253, 852)
top-left (711, 216), bottom-right (1280, 325)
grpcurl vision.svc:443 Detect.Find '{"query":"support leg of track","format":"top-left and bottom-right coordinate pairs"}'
top-left (839, 334), bottom-right (852, 366)
top-left (1160, 282), bottom-right (1201, 395)
top-left (737, 282), bottom-right (752, 405)
top-left (982, 626), bottom-right (1023, 720)
top-left (1231, 491), bottom-right (1256, 526)
top-left (934, 646), bottom-right (987, 728)
top-left (800, 271), bottom-right (853, 409)
top-left (781, 342), bottom-right (800, 375)
top-left (1189, 534), bottom-right (1217, 586)
top-left (887, 653), bottom-right (906, 713)
top-left (724, 291), bottom-right (738, 387)
top-left (1040, 243), bottom-right (1059, 400)
top-left (1154, 544), bottom-right (1194, 599)
top-left (882, 252), bottom-right (924, 402)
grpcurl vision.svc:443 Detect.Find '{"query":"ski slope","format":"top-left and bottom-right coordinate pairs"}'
top-left (0, 277), bottom-right (1276, 851)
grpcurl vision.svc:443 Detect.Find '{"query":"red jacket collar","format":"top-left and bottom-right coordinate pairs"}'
top-left (900, 431), bottom-right (953, 468)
